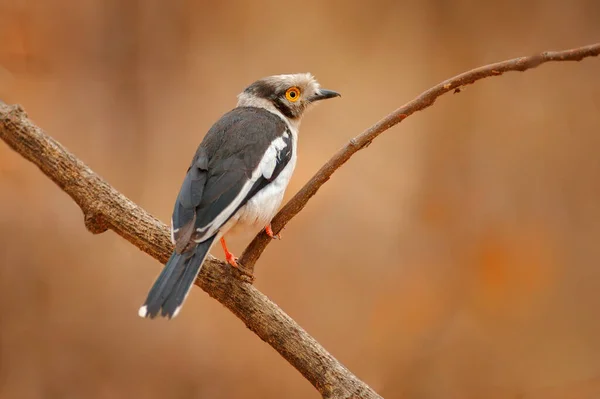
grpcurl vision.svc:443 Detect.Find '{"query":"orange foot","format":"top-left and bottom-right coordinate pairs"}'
top-left (265, 224), bottom-right (281, 240)
top-left (220, 237), bottom-right (238, 267)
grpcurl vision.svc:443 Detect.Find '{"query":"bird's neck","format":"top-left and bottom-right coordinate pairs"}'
top-left (236, 94), bottom-right (301, 132)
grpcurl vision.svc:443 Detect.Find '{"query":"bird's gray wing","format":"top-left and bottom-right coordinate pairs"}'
top-left (171, 107), bottom-right (292, 253)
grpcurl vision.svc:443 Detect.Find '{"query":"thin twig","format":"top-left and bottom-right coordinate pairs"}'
top-left (239, 42), bottom-right (600, 271)
top-left (0, 104), bottom-right (382, 399)
top-left (1, 42), bottom-right (599, 398)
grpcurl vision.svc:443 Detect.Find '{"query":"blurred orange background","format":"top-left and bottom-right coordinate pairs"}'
top-left (1, 1), bottom-right (600, 398)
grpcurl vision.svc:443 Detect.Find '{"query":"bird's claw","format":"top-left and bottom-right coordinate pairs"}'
top-left (225, 253), bottom-right (239, 267)
top-left (265, 224), bottom-right (281, 240)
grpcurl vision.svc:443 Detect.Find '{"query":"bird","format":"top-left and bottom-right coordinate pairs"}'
top-left (138, 73), bottom-right (340, 319)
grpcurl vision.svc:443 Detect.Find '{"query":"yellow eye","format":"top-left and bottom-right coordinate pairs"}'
top-left (285, 87), bottom-right (301, 102)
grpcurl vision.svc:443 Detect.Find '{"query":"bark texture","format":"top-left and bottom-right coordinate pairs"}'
top-left (1, 42), bottom-right (599, 398)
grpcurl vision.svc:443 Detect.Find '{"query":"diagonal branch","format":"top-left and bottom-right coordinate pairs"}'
top-left (239, 42), bottom-right (600, 271)
top-left (0, 104), bottom-right (382, 399)
top-left (1, 42), bottom-right (599, 399)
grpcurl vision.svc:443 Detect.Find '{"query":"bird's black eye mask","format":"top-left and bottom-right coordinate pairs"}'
top-left (243, 82), bottom-right (301, 119)
top-left (243, 81), bottom-right (276, 99)
top-left (272, 96), bottom-right (298, 119)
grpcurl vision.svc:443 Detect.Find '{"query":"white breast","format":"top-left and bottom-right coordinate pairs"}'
top-left (222, 126), bottom-right (298, 237)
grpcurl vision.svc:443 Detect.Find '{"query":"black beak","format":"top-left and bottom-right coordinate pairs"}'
top-left (312, 89), bottom-right (341, 102)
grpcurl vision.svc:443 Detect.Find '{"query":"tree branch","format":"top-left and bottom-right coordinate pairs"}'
top-left (1, 42), bottom-right (599, 398)
top-left (239, 42), bottom-right (600, 271)
top-left (0, 104), bottom-right (382, 399)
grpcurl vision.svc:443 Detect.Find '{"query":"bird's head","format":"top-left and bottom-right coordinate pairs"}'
top-left (237, 73), bottom-right (340, 121)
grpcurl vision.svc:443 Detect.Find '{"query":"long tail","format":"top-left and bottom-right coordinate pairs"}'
top-left (138, 235), bottom-right (216, 319)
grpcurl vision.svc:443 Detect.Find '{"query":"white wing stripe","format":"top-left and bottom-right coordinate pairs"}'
top-left (193, 135), bottom-right (288, 242)
top-left (262, 137), bottom-right (287, 179)
top-left (170, 217), bottom-right (179, 244)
